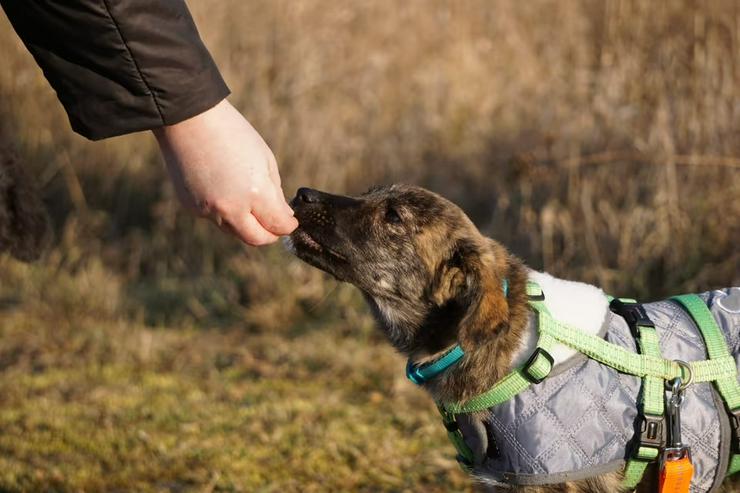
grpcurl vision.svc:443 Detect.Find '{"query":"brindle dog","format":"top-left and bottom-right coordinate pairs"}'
top-left (286, 184), bottom-right (629, 493)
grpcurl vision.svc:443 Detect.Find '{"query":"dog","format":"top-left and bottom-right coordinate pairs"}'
top-left (285, 184), bottom-right (740, 493)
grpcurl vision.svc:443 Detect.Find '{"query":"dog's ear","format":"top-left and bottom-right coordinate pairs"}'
top-left (443, 238), bottom-right (509, 351)
top-left (430, 245), bottom-right (468, 307)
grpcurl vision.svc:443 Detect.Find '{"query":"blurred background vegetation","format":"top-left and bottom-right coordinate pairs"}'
top-left (0, 0), bottom-right (738, 491)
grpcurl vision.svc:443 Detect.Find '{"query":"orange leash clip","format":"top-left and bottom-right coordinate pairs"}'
top-left (659, 377), bottom-right (693, 493)
top-left (659, 454), bottom-right (693, 493)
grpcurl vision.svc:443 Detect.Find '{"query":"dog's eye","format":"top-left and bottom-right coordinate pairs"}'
top-left (385, 206), bottom-right (402, 224)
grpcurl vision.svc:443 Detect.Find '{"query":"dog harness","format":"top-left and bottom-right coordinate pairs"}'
top-left (406, 285), bottom-right (740, 492)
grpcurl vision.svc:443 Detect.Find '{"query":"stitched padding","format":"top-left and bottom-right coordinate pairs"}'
top-left (469, 289), bottom-right (739, 492)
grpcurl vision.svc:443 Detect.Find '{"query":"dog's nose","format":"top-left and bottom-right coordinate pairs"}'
top-left (296, 187), bottom-right (322, 204)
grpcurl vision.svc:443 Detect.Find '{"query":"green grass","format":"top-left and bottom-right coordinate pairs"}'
top-left (1, 1), bottom-right (739, 491)
top-left (0, 259), bottom-right (470, 493)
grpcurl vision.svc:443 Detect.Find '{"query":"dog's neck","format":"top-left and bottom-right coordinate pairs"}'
top-left (412, 265), bottom-right (609, 404)
top-left (407, 251), bottom-right (528, 402)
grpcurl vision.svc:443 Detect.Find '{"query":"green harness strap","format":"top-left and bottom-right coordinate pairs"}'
top-left (437, 403), bottom-right (475, 470)
top-left (618, 299), bottom-right (665, 490)
top-left (437, 283), bottom-right (557, 466)
top-left (443, 288), bottom-right (737, 415)
top-left (671, 294), bottom-right (740, 477)
top-left (729, 456), bottom-right (740, 478)
top-left (439, 284), bottom-right (740, 485)
top-left (536, 314), bottom-right (735, 384)
top-left (443, 282), bottom-right (556, 415)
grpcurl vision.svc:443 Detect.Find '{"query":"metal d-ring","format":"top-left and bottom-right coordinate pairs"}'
top-left (671, 359), bottom-right (693, 391)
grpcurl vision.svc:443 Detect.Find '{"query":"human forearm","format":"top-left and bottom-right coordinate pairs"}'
top-left (1, 0), bottom-right (228, 140)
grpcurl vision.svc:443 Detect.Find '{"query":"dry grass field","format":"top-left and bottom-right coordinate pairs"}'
top-left (0, 1), bottom-right (739, 492)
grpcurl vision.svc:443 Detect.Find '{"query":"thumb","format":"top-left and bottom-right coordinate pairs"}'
top-left (251, 186), bottom-right (298, 236)
top-left (227, 213), bottom-right (280, 246)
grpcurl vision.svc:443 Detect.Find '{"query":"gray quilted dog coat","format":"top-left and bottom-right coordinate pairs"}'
top-left (455, 288), bottom-right (740, 492)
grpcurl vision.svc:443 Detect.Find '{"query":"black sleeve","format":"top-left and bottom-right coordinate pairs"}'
top-left (0, 0), bottom-right (230, 140)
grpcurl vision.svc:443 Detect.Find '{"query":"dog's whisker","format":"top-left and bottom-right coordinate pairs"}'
top-left (306, 281), bottom-right (340, 314)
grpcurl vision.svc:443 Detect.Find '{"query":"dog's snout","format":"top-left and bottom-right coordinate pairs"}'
top-left (296, 187), bottom-right (323, 204)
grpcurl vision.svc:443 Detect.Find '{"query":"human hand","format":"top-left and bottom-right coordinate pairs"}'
top-left (153, 99), bottom-right (297, 245)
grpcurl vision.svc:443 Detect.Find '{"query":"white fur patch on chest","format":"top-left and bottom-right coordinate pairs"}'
top-left (509, 271), bottom-right (609, 369)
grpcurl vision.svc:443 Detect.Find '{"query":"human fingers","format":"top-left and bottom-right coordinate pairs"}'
top-left (226, 212), bottom-right (281, 246)
top-left (251, 187), bottom-right (298, 236)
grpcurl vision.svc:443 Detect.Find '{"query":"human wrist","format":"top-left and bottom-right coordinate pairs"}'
top-left (152, 98), bottom-right (228, 142)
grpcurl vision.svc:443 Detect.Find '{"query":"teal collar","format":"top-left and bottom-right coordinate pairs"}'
top-left (406, 278), bottom-right (509, 386)
top-left (406, 345), bottom-right (464, 385)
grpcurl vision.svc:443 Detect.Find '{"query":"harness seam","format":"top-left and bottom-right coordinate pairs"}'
top-left (664, 300), bottom-right (708, 353)
top-left (487, 410), bottom-right (545, 474)
top-left (682, 425), bottom-right (718, 492)
top-left (507, 367), bottom-right (574, 432)
top-left (570, 371), bottom-right (627, 464)
top-left (536, 400), bottom-right (592, 466)
top-left (591, 367), bottom-right (633, 444)
top-left (445, 288), bottom-right (738, 487)
top-left (683, 387), bottom-right (721, 460)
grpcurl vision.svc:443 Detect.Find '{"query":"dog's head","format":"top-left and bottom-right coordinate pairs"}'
top-left (287, 185), bottom-right (512, 355)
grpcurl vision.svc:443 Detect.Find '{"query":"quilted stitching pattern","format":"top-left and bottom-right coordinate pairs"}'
top-left (483, 356), bottom-right (640, 476)
top-left (474, 290), bottom-right (738, 493)
top-left (648, 300), bottom-right (722, 493)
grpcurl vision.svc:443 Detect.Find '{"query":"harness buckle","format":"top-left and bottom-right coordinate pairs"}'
top-left (522, 347), bottom-right (554, 384)
top-left (438, 405), bottom-right (475, 471)
top-left (526, 282), bottom-right (545, 301)
top-left (635, 412), bottom-right (664, 455)
top-left (610, 298), bottom-right (655, 336)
